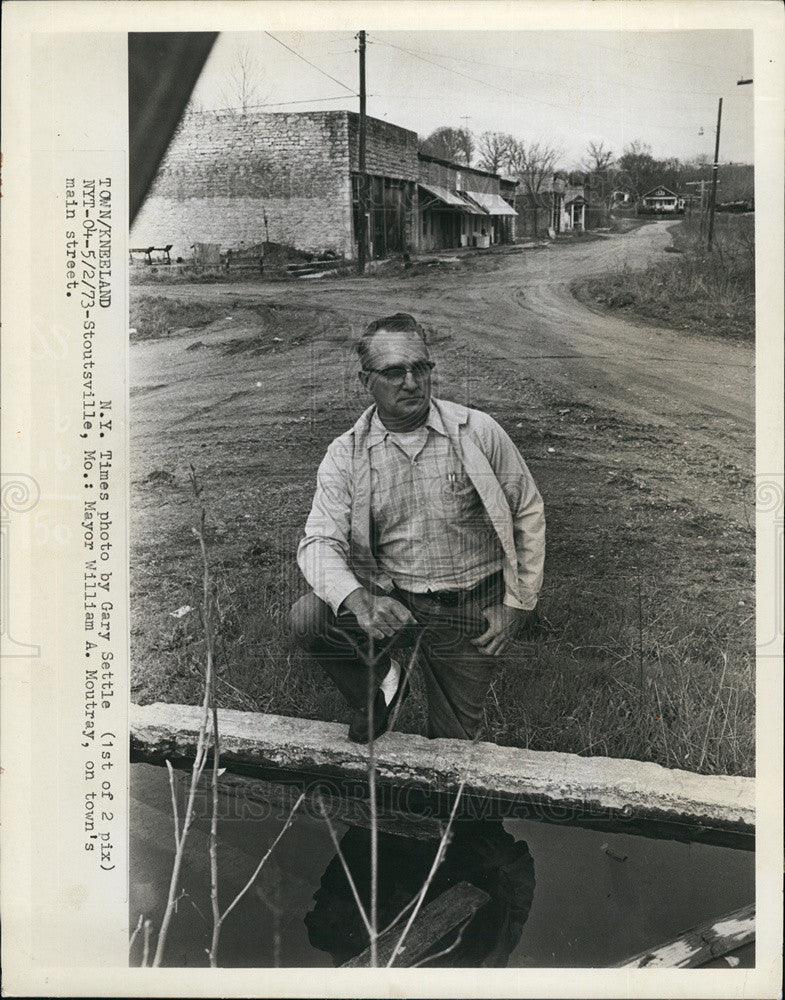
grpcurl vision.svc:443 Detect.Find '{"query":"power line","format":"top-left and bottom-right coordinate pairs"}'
top-left (369, 90), bottom-right (716, 132)
top-left (563, 32), bottom-right (742, 72)
top-left (369, 38), bottom-right (703, 125)
top-left (369, 36), bottom-right (723, 100)
top-left (263, 31), bottom-right (356, 94)
top-left (364, 39), bottom-right (719, 134)
top-left (197, 95), bottom-right (357, 113)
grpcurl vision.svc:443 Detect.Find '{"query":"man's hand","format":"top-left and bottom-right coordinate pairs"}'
top-left (471, 604), bottom-right (531, 657)
top-left (340, 588), bottom-right (416, 642)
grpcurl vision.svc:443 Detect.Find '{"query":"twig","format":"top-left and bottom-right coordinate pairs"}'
top-left (697, 653), bottom-right (728, 772)
top-left (385, 630), bottom-right (424, 734)
top-left (220, 792), bottom-right (306, 926)
top-left (208, 699), bottom-right (221, 966)
top-left (165, 760), bottom-right (181, 850)
top-left (129, 914), bottom-right (144, 956)
top-left (410, 914), bottom-right (473, 968)
top-left (653, 681), bottom-right (670, 767)
top-left (316, 794), bottom-right (373, 938)
top-left (152, 502), bottom-right (216, 966)
top-left (386, 780), bottom-right (466, 968)
top-left (377, 890), bottom-right (420, 938)
top-left (142, 919), bottom-right (152, 967)
top-left (145, 469), bottom-right (306, 968)
top-left (366, 633), bottom-right (378, 967)
top-left (637, 568), bottom-right (644, 698)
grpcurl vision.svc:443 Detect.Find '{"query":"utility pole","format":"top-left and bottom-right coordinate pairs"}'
top-left (707, 97), bottom-right (723, 249)
top-left (685, 178), bottom-right (714, 240)
top-left (357, 30), bottom-right (367, 275)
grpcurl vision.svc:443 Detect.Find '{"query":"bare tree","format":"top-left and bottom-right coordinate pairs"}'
top-left (582, 141), bottom-right (617, 222)
top-left (419, 126), bottom-right (475, 165)
top-left (582, 140), bottom-right (615, 176)
top-left (220, 42), bottom-right (262, 113)
top-left (505, 139), bottom-right (562, 235)
top-left (477, 131), bottom-right (514, 174)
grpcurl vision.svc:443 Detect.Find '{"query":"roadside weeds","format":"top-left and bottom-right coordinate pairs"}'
top-left (571, 214), bottom-right (754, 342)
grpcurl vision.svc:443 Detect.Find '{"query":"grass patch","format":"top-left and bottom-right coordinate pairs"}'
top-left (573, 214), bottom-right (754, 341)
top-left (129, 295), bottom-right (233, 340)
top-left (131, 290), bottom-right (754, 777)
top-left (129, 295), bottom-right (350, 349)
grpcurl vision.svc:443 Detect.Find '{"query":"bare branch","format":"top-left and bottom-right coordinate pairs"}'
top-left (386, 780), bottom-right (467, 967)
top-left (165, 760), bottom-right (181, 850)
top-left (384, 630), bottom-right (424, 735)
top-left (583, 140), bottom-right (615, 175)
top-left (365, 636), bottom-right (379, 966)
top-left (477, 131), bottom-right (514, 174)
top-left (316, 794), bottom-right (373, 938)
top-left (219, 42), bottom-right (263, 113)
top-left (377, 890), bottom-right (420, 938)
top-left (208, 699), bottom-right (221, 966)
top-left (420, 126), bottom-right (475, 165)
top-left (142, 919), bottom-right (153, 967)
top-left (220, 792), bottom-right (306, 926)
top-left (129, 914), bottom-right (144, 957)
top-left (410, 914), bottom-right (473, 968)
top-left (152, 477), bottom-right (218, 967)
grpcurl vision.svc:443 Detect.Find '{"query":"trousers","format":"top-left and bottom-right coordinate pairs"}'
top-left (290, 572), bottom-right (505, 740)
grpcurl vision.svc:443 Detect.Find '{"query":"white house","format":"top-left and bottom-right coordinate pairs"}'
top-left (641, 186), bottom-right (681, 213)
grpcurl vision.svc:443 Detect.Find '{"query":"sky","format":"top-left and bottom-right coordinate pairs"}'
top-left (189, 29), bottom-right (755, 168)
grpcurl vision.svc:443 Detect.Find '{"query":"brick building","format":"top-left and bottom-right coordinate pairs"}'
top-left (132, 109), bottom-right (516, 261)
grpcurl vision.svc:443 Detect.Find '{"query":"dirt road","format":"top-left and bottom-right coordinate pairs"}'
top-left (134, 220), bottom-right (754, 456)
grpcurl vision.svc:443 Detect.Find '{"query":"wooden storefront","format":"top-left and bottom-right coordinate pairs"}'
top-left (352, 174), bottom-right (416, 259)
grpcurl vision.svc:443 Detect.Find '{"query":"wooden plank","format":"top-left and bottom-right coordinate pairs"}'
top-left (341, 881), bottom-right (490, 968)
top-left (615, 904), bottom-right (755, 968)
top-left (130, 703), bottom-right (755, 836)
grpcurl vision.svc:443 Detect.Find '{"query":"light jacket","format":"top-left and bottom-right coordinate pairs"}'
top-left (297, 397), bottom-right (545, 614)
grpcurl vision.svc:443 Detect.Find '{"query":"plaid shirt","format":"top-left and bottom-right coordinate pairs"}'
top-left (366, 408), bottom-right (503, 593)
top-left (298, 399), bottom-right (545, 614)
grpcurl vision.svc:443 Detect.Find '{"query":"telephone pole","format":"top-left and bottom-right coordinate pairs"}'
top-left (357, 30), bottom-right (367, 275)
top-left (707, 97), bottom-right (723, 249)
top-left (685, 179), bottom-right (707, 238)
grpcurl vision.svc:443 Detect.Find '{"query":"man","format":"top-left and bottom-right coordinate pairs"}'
top-left (290, 312), bottom-right (545, 743)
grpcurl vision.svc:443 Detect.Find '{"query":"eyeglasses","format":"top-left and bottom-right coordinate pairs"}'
top-left (363, 361), bottom-right (435, 386)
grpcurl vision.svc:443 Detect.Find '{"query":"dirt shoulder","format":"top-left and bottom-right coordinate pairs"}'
top-left (570, 217), bottom-right (755, 343)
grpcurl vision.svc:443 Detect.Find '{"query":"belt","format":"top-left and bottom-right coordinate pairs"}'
top-left (397, 571), bottom-right (502, 607)
top-left (422, 588), bottom-right (465, 606)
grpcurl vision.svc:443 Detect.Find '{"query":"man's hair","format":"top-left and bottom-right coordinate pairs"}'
top-left (357, 312), bottom-right (428, 367)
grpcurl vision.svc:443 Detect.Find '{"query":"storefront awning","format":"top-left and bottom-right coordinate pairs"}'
top-left (465, 191), bottom-right (518, 217)
top-left (418, 182), bottom-right (468, 210)
top-left (455, 191), bottom-right (489, 215)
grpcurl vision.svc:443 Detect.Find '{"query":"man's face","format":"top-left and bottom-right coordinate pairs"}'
top-left (359, 329), bottom-right (432, 426)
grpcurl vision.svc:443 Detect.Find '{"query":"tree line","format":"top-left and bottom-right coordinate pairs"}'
top-left (419, 127), bottom-right (754, 217)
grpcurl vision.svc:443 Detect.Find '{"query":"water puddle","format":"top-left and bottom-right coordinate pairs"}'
top-left (130, 763), bottom-right (754, 968)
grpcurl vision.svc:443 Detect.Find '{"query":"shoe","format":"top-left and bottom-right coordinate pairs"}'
top-left (348, 690), bottom-right (389, 743)
top-left (347, 670), bottom-right (410, 744)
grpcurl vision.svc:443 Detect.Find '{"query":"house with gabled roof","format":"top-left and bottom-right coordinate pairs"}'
top-left (640, 186), bottom-right (683, 213)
